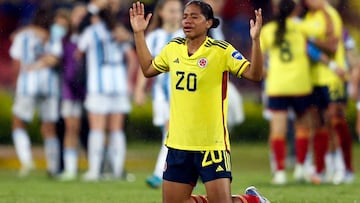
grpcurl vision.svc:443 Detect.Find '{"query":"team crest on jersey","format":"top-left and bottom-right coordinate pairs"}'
top-left (231, 51), bottom-right (243, 60)
top-left (198, 58), bottom-right (208, 68)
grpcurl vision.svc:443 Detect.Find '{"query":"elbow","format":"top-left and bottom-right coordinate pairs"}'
top-left (141, 68), bottom-right (157, 78)
top-left (143, 73), bottom-right (153, 78)
top-left (251, 74), bottom-right (263, 82)
top-left (244, 72), bottom-right (263, 82)
top-left (245, 64), bottom-right (263, 81)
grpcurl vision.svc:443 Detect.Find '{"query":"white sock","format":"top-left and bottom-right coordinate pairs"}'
top-left (325, 152), bottom-right (334, 178)
top-left (87, 130), bottom-right (104, 176)
top-left (153, 130), bottom-right (168, 178)
top-left (63, 148), bottom-right (78, 175)
top-left (12, 128), bottom-right (33, 166)
top-left (334, 148), bottom-right (345, 172)
top-left (44, 137), bottom-right (60, 174)
top-left (108, 131), bottom-right (126, 177)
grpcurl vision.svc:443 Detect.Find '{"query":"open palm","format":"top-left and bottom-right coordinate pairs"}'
top-left (129, 1), bottom-right (152, 33)
top-left (250, 9), bottom-right (263, 40)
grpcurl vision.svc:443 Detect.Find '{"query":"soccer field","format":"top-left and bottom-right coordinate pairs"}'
top-left (0, 142), bottom-right (359, 203)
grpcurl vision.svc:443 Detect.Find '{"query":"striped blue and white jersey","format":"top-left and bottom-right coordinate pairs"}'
top-left (9, 29), bottom-right (61, 97)
top-left (78, 22), bottom-right (131, 95)
top-left (146, 28), bottom-right (184, 102)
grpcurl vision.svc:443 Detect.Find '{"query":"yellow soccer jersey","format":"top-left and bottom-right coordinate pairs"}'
top-left (325, 4), bottom-right (346, 70)
top-left (153, 37), bottom-right (250, 151)
top-left (261, 18), bottom-right (312, 96)
top-left (325, 4), bottom-right (347, 100)
top-left (302, 4), bottom-right (346, 86)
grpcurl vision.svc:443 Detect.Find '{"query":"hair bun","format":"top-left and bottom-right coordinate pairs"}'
top-left (212, 18), bottom-right (220, 28)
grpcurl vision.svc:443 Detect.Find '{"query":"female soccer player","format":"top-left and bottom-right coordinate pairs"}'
top-left (10, 8), bottom-right (62, 177)
top-left (130, 1), bottom-right (269, 203)
top-left (57, 3), bottom-right (87, 181)
top-left (134, 0), bottom-right (184, 188)
top-left (78, 5), bottom-right (137, 181)
top-left (261, 0), bottom-right (313, 185)
top-left (303, 0), bottom-right (348, 184)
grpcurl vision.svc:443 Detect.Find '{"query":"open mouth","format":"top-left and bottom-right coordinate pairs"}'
top-left (183, 26), bottom-right (193, 32)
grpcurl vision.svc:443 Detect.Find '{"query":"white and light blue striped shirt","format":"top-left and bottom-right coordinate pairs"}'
top-left (9, 29), bottom-right (61, 97)
top-left (146, 28), bottom-right (184, 102)
top-left (78, 22), bottom-right (131, 95)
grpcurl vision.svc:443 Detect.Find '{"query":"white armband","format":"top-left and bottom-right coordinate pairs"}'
top-left (328, 61), bottom-right (337, 72)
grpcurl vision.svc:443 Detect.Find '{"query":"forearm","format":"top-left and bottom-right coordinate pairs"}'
top-left (246, 38), bottom-right (263, 81)
top-left (12, 60), bottom-right (21, 74)
top-left (37, 55), bottom-right (59, 69)
top-left (126, 49), bottom-right (139, 80)
top-left (312, 37), bottom-right (338, 55)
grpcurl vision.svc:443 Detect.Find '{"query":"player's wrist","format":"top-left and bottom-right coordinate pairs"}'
top-left (133, 30), bottom-right (146, 36)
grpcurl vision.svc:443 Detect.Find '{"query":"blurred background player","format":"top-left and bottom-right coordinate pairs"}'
top-left (77, 2), bottom-right (137, 181)
top-left (260, 0), bottom-right (313, 185)
top-left (341, 28), bottom-right (360, 183)
top-left (9, 8), bottom-right (64, 177)
top-left (57, 3), bottom-right (87, 181)
top-left (302, 0), bottom-right (348, 184)
top-left (134, 0), bottom-right (184, 188)
top-left (348, 31), bottom-right (360, 144)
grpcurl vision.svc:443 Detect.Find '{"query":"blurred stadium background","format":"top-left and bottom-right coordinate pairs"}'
top-left (1, 0), bottom-right (360, 142)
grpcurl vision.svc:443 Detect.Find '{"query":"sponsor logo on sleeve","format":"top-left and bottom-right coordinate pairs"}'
top-left (231, 51), bottom-right (243, 60)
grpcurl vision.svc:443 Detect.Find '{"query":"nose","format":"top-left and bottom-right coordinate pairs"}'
top-left (182, 17), bottom-right (191, 25)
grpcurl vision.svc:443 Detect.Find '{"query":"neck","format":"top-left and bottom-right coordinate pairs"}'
top-left (186, 35), bottom-right (207, 56)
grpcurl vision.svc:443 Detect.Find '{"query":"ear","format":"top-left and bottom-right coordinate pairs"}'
top-left (206, 19), bottom-right (213, 29)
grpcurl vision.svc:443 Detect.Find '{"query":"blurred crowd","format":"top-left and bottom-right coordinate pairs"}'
top-left (0, 0), bottom-right (270, 89)
top-left (0, 0), bottom-right (360, 189)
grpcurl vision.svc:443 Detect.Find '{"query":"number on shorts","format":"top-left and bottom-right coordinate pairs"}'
top-left (202, 150), bottom-right (223, 167)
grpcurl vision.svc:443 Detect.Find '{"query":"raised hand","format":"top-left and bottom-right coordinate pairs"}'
top-left (250, 8), bottom-right (263, 40)
top-left (129, 1), bottom-right (152, 33)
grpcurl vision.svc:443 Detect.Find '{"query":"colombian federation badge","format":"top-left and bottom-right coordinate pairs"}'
top-left (198, 58), bottom-right (208, 68)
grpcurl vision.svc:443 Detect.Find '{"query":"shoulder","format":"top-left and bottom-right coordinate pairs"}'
top-left (80, 25), bottom-right (94, 38)
top-left (204, 38), bottom-right (230, 50)
top-left (16, 28), bottom-right (37, 39)
top-left (169, 37), bottom-right (186, 45)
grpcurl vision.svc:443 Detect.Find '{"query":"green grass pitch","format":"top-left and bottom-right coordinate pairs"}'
top-left (0, 142), bottom-right (359, 203)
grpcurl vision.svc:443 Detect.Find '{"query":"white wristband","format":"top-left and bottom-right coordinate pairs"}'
top-left (328, 61), bottom-right (337, 71)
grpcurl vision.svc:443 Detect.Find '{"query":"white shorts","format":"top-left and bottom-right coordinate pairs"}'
top-left (152, 99), bottom-right (169, 127)
top-left (61, 100), bottom-right (83, 118)
top-left (12, 95), bottom-right (59, 122)
top-left (85, 94), bottom-right (131, 114)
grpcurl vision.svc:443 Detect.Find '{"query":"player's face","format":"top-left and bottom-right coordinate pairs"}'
top-left (159, 1), bottom-right (182, 28)
top-left (182, 4), bottom-right (212, 40)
